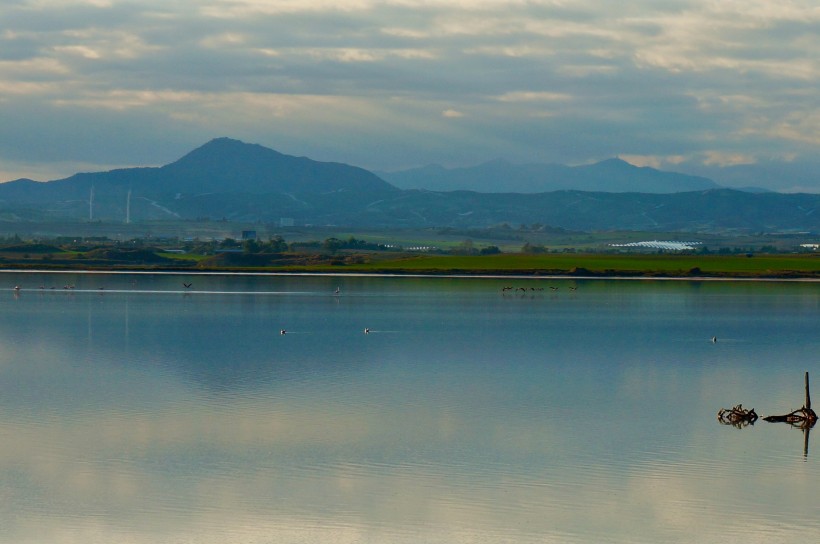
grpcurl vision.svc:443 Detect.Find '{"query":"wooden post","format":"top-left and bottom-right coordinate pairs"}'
top-left (806, 371), bottom-right (812, 410)
top-left (762, 372), bottom-right (817, 425)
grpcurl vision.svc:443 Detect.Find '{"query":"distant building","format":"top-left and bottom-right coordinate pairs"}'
top-left (610, 240), bottom-right (701, 251)
top-left (241, 230), bottom-right (257, 240)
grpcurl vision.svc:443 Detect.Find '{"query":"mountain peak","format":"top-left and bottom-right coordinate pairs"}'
top-left (159, 137), bottom-right (396, 195)
top-left (169, 137), bottom-right (282, 168)
top-left (589, 157), bottom-right (637, 170)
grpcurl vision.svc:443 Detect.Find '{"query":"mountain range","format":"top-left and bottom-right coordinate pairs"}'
top-left (378, 158), bottom-right (721, 193)
top-left (0, 138), bottom-right (817, 233)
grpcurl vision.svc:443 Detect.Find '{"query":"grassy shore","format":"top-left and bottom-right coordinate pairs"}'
top-left (285, 253), bottom-right (820, 278)
top-left (1, 250), bottom-right (818, 278)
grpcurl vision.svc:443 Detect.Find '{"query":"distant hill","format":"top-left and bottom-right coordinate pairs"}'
top-left (0, 138), bottom-right (399, 221)
top-left (0, 138), bottom-right (817, 233)
top-left (379, 157), bottom-right (721, 193)
top-left (682, 160), bottom-right (820, 194)
top-left (2, 138), bottom-right (396, 199)
top-left (158, 137), bottom-right (396, 195)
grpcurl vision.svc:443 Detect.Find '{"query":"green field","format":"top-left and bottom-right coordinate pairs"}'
top-left (293, 253), bottom-right (820, 278)
top-left (0, 230), bottom-right (817, 278)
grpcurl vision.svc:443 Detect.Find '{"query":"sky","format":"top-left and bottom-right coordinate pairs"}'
top-left (0, 0), bottom-right (818, 192)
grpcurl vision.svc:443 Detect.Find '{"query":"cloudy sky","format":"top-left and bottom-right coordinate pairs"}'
top-left (1, 0), bottom-right (818, 191)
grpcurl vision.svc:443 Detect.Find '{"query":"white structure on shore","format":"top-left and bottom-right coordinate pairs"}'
top-left (610, 240), bottom-right (702, 251)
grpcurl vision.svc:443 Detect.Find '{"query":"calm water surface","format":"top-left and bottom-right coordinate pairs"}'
top-left (0, 272), bottom-right (818, 543)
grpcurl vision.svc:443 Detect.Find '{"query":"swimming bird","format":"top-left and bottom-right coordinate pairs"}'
top-left (711, 336), bottom-right (717, 343)
top-left (334, 287), bottom-right (340, 294)
top-left (280, 329), bottom-right (287, 335)
top-left (549, 286), bottom-right (559, 291)
top-left (569, 286), bottom-right (577, 291)
top-left (364, 328), bottom-right (370, 334)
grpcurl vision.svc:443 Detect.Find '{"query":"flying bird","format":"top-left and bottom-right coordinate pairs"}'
top-left (183, 282), bottom-right (192, 289)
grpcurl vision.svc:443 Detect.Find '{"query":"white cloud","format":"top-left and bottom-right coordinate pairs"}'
top-left (0, 0), bottom-right (818, 190)
top-left (619, 154), bottom-right (688, 169)
top-left (496, 91), bottom-right (572, 103)
top-left (200, 0), bottom-right (373, 18)
top-left (702, 151), bottom-right (757, 167)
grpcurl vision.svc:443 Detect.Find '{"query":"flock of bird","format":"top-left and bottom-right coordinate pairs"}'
top-left (501, 285), bottom-right (577, 292)
top-left (14, 284), bottom-right (75, 291)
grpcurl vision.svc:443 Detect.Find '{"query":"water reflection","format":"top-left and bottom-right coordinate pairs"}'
top-left (1, 274), bottom-right (819, 543)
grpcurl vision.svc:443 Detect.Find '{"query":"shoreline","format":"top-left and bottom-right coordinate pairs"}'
top-left (2, 268), bottom-right (818, 283)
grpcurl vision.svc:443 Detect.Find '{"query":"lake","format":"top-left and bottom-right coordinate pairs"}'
top-left (0, 272), bottom-right (818, 543)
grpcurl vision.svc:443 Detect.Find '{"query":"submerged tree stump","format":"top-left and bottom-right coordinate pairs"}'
top-left (762, 372), bottom-right (818, 427)
top-left (718, 404), bottom-right (758, 427)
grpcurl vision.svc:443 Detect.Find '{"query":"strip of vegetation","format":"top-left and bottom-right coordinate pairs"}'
top-left (340, 253), bottom-right (819, 278)
top-left (0, 235), bottom-right (816, 278)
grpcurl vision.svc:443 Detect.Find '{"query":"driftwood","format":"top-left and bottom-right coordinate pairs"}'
top-left (719, 373), bottom-right (818, 457)
top-left (717, 404), bottom-right (758, 427)
top-left (762, 372), bottom-right (818, 427)
top-left (762, 372), bottom-right (817, 458)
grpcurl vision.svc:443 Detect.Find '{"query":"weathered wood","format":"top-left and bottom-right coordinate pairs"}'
top-left (718, 404), bottom-right (758, 427)
top-left (806, 371), bottom-right (812, 411)
top-left (762, 371), bottom-right (818, 426)
top-left (763, 409), bottom-right (815, 424)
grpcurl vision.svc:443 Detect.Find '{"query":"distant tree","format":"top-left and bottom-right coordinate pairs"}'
top-left (480, 245), bottom-right (501, 255)
top-left (267, 235), bottom-right (288, 252)
top-left (522, 242), bottom-right (547, 254)
top-left (242, 239), bottom-right (260, 253)
top-left (323, 237), bottom-right (344, 253)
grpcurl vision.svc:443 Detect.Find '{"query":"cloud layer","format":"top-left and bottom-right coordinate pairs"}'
top-left (1, 0), bottom-right (818, 191)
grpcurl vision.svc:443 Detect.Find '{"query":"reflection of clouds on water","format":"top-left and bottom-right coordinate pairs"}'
top-left (1, 275), bottom-right (819, 542)
top-left (3, 401), bottom-right (814, 543)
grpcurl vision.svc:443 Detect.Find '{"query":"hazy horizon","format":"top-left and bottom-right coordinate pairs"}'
top-left (1, 1), bottom-right (818, 192)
